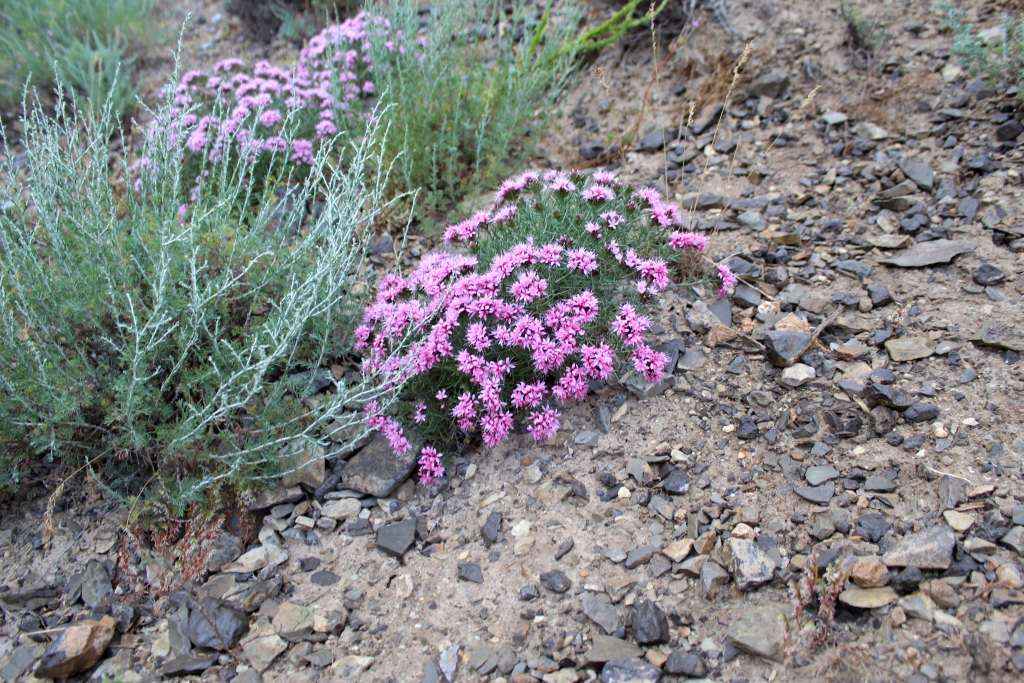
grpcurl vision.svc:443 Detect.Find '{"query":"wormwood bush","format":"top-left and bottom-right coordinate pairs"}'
top-left (0, 0), bottom-right (156, 116)
top-left (0, 88), bottom-right (398, 508)
top-left (356, 170), bottom-right (736, 484)
top-left (943, 2), bottom-right (1024, 94)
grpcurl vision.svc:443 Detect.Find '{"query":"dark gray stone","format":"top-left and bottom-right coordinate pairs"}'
top-left (995, 119), bottom-right (1024, 142)
top-left (973, 263), bottom-right (1006, 286)
top-left (600, 658), bottom-right (662, 683)
top-left (341, 434), bottom-right (418, 497)
top-left (595, 403), bottom-right (612, 433)
top-left (733, 282), bottom-right (762, 309)
top-left (724, 538), bottom-right (776, 590)
top-left (862, 475), bottom-right (896, 492)
top-left (188, 597), bottom-right (247, 650)
top-left (80, 560), bottom-right (111, 609)
top-left (583, 593), bottom-right (622, 634)
top-left (882, 525), bottom-right (955, 570)
top-left (310, 571), bottom-right (339, 586)
top-left (482, 511), bottom-right (501, 546)
top-left (805, 465), bottom-right (839, 487)
top-left (457, 562), bottom-right (484, 583)
top-left (737, 416), bottom-right (758, 440)
top-left (708, 298), bottom-right (732, 326)
top-left (763, 331), bottom-right (813, 367)
top-left (794, 482), bottom-right (834, 505)
top-left (625, 545), bottom-right (656, 569)
top-left (746, 72), bottom-right (790, 99)
top-left (631, 600), bottom-right (670, 645)
top-left (700, 561), bottom-right (731, 599)
top-left (904, 402), bottom-right (939, 423)
top-left (870, 406), bottom-right (898, 435)
top-left (580, 141), bottom-right (606, 160)
top-left (159, 654), bottom-right (218, 677)
top-left (376, 520), bottom-right (417, 559)
top-left (662, 469), bottom-right (691, 495)
top-left (638, 128), bottom-right (680, 152)
top-left (539, 570), bottom-right (572, 594)
top-left (866, 283), bottom-right (894, 307)
top-left (863, 383), bottom-right (914, 410)
top-left (835, 260), bottom-right (872, 279)
top-left (664, 651), bottom-right (705, 677)
top-left (879, 239), bottom-right (976, 268)
top-left (899, 158), bottom-right (934, 191)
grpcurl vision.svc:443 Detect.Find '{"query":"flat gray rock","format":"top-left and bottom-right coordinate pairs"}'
top-left (376, 520), bottom-right (416, 559)
top-left (80, 560), bottom-right (111, 608)
top-left (882, 525), bottom-right (955, 570)
top-left (341, 434), bottom-right (418, 497)
top-left (794, 482), bottom-right (834, 505)
top-left (724, 538), bottom-right (776, 590)
top-left (971, 320), bottom-right (1024, 352)
top-left (805, 465), bottom-right (839, 487)
top-left (879, 239), bottom-right (976, 268)
top-left (600, 658), bottom-right (663, 683)
top-left (899, 158), bottom-right (934, 191)
top-left (631, 600), bottom-right (669, 645)
top-left (726, 604), bottom-right (788, 662)
top-left (584, 635), bottom-right (643, 664)
top-left (583, 593), bottom-right (621, 634)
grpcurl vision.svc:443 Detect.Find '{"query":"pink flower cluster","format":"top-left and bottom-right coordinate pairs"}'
top-left (357, 171), bottom-right (733, 484)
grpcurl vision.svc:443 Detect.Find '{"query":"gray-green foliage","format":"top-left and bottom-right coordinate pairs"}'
top-left (0, 84), bottom-right (400, 507)
top-left (366, 0), bottom-right (582, 213)
top-left (943, 2), bottom-right (1024, 94)
top-left (0, 0), bottom-right (155, 116)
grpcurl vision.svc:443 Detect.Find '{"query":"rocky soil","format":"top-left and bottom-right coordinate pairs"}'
top-left (2, 1), bottom-right (1024, 682)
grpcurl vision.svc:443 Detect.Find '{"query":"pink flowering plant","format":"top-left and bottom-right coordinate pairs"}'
top-left (162, 11), bottom-right (408, 203)
top-left (355, 170), bottom-right (735, 484)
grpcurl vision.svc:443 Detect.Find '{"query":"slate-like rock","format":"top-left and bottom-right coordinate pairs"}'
top-left (882, 525), bottom-right (955, 570)
top-left (341, 433), bottom-right (418, 497)
top-left (904, 402), bottom-right (939, 423)
top-left (600, 658), bottom-right (663, 683)
top-left (937, 473), bottom-right (969, 510)
top-left (539, 570), bottom-right (572, 594)
top-left (80, 560), bottom-right (112, 608)
top-left (838, 586), bottom-right (898, 609)
top-left (482, 511), bottom-right (502, 546)
top-left (863, 383), bottom-right (914, 410)
top-left (700, 560), bottom-right (731, 599)
top-left (794, 482), bottom-right (834, 505)
top-left (763, 330), bottom-right (813, 367)
top-left (583, 593), bottom-right (621, 634)
top-left (746, 71), bottom-right (790, 98)
top-left (457, 562), bottom-right (484, 583)
top-left (879, 239), bottom-right (976, 267)
top-left (664, 651), bottom-right (706, 677)
top-left (973, 263), bottom-right (1006, 286)
top-left (723, 538), bottom-right (776, 590)
top-left (662, 469), bottom-right (691, 494)
top-left (637, 127), bottom-right (679, 152)
top-left (899, 158), bottom-right (934, 191)
top-left (971, 320), bottom-right (1024, 352)
top-left (725, 605), bottom-right (787, 662)
top-left (376, 520), bottom-right (416, 559)
top-left (631, 600), bottom-right (670, 644)
top-left (805, 465), bottom-right (839, 487)
top-left (584, 635), bottom-right (643, 664)
top-left (884, 337), bottom-right (935, 362)
top-left (159, 654), bottom-right (218, 677)
top-left (188, 597), bottom-right (248, 650)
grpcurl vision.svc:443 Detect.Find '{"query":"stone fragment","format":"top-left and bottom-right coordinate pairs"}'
top-left (723, 538), bottom-right (776, 590)
top-left (280, 442), bottom-right (325, 489)
top-left (539, 571), bottom-right (572, 594)
top-left (971, 320), bottom-right (1024, 352)
top-left (1000, 526), bottom-right (1024, 555)
top-left (584, 636), bottom-right (643, 664)
top-left (272, 602), bottom-right (314, 642)
top-left (899, 158), bottom-right (934, 191)
top-left (700, 561), bottom-right (730, 599)
top-left (376, 520), bottom-right (416, 560)
top-left (972, 263), bottom-right (1006, 286)
top-left (725, 605), bottom-right (787, 662)
top-left (839, 586), bottom-right (897, 609)
top-left (439, 645), bottom-right (460, 683)
top-left (805, 466), bottom-right (839, 487)
top-left (794, 482), bottom-right (834, 505)
top-left (341, 434), bottom-right (418, 497)
top-left (937, 472), bottom-right (970, 511)
top-left (457, 562), bottom-right (484, 584)
top-left (80, 560), bottom-right (112, 608)
top-left (35, 616), bottom-right (116, 679)
top-left (482, 511), bottom-right (502, 546)
top-left (852, 559), bottom-right (890, 588)
top-left (221, 547), bottom-right (269, 574)
top-left (882, 526), bottom-right (955, 570)
top-left (582, 593), bottom-right (621, 634)
top-left (600, 658), bottom-right (662, 683)
top-left (780, 363), bottom-right (815, 387)
top-left (665, 650), bottom-right (706, 677)
top-left (631, 600), bottom-right (669, 645)
top-left (206, 533), bottom-right (243, 573)
top-left (904, 402), bottom-right (939, 423)
top-left (879, 240), bottom-right (976, 268)
top-left (188, 597), bottom-right (248, 650)
top-left (746, 72), bottom-right (789, 98)
top-left (763, 331), bottom-right (813, 367)
top-left (662, 469), bottom-right (690, 494)
top-left (942, 510), bottom-right (975, 532)
top-left (662, 539), bottom-right (693, 562)
top-left (884, 337), bottom-right (935, 362)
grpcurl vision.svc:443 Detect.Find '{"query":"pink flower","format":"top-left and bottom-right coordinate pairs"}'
top-left (414, 401), bottom-right (427, 423)
top-left (605, 239), bottom-right (623, 263)
top-left (566, 249), bottom-right (598, 274)
top-left (717, 263), bottom-right (737, 297)
top-left (489, 204), bottom-right (517, 225)
top-left (187, 129), bottom-right (207, 153)
top-left (669, 231), bottom-right (708, 252)
top-left (316, 119), bottom-right (337, 137)
top-left (290, 138), bottom-right (315, 165)
top-left (466, 322), bottom-right (491, 351)
top-left (582, 184), bottom-right (614, 202)
top-left (612, 303), bottom-right (650, 347)
top-left (592, 170), bottom-right (619, 185)
top-left (544, 171), bottom-right (576, 193)
top-left (509, 271), bottom-right (548, 303)
top-left (634, 187), bottom-right (662, 207)
top-left (452, 392), bottom-right (479, 431)
top-left (585, 222), bottom-right (602, 238)
top-left (649, 201), bottom-right (681, 226)
top-left (631, 345), bottom-right (669, 383)
top-left (480, 410), bottom-right (513, 447)
top-left (580, 342), bottom-right (615, 379)
top-left (511, 381), bottom-right (548, 409)
top-left (418, 446), bottom-right (445, 485)
top-left (527, 405), bottom-right (561, 442)
top-left (258, 109), bottom-right (282, 127)
top-left (552, 364), bottom-right (589, 402)
top-left (600, 210), bottom-right (623, 229)
top-left (537, 243), bottom-right (562, 266)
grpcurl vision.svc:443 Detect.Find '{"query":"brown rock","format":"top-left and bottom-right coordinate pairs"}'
top-left (35, 616), bottom-right (116, 679)
top-left (662, 539), bottom-right (694, 562)
top-left (851, 559), bottom-right (890, 588)
top-left (694, 531), bottom-right (717, 555)
top-left (923, 580), bottom-right (960, 609)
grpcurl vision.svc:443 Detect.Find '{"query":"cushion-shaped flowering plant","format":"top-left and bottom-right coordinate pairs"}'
top-left (355, 170), bottom-right (736, 485)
